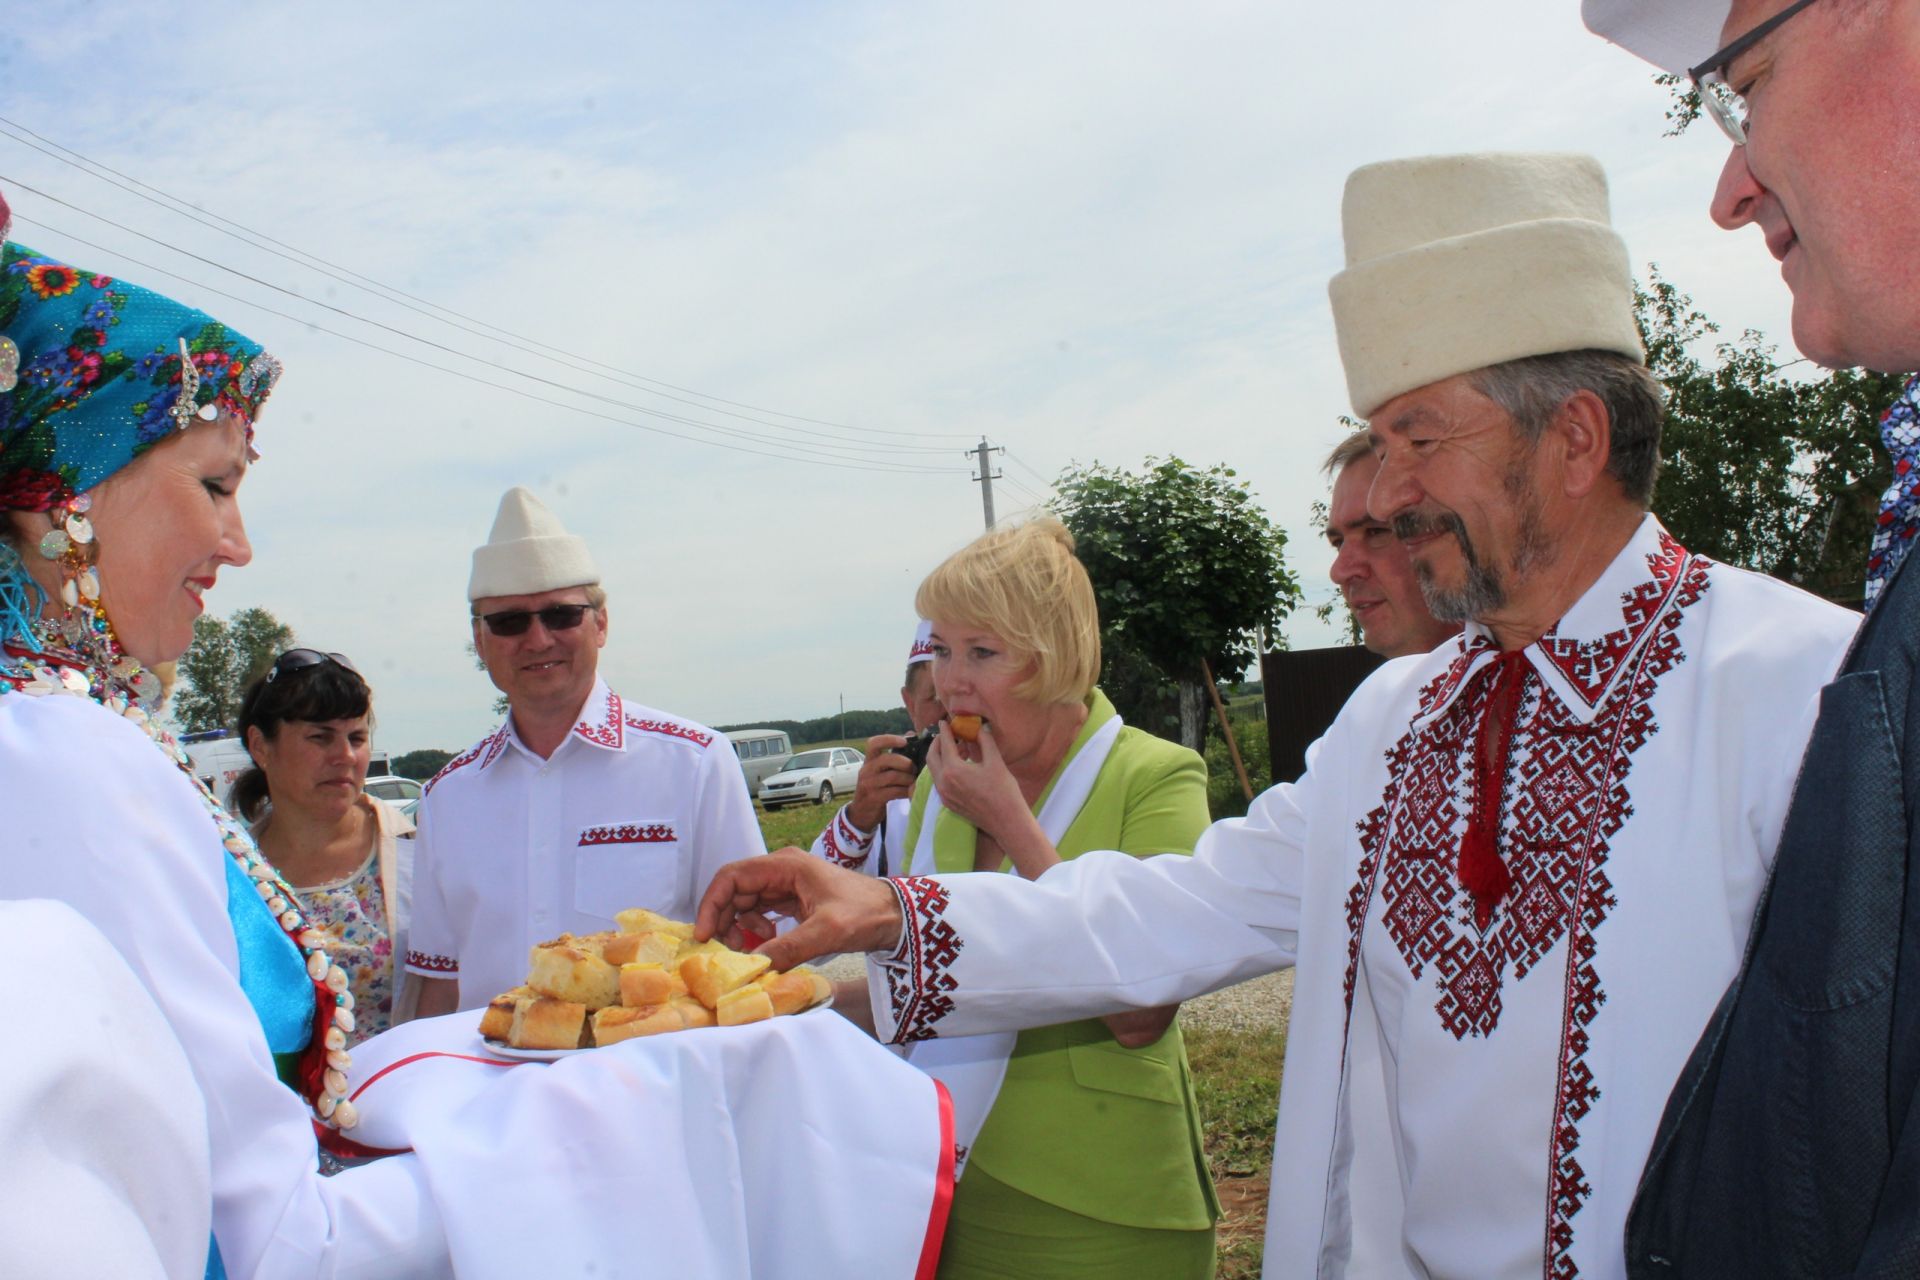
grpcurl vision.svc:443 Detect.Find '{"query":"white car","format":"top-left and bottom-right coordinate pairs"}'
top-left (364, 774), bottom-right (424, 819)
top-left (757, 748), bottom-right (864, 810)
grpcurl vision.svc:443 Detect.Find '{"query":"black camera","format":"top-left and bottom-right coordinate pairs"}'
top-left (891, 725), bottom-right (937, 774)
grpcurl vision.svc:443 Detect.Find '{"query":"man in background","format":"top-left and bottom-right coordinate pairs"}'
top-left (1324, 427), bottom-right (1461, 658)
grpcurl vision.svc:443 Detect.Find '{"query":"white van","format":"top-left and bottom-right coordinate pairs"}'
top-left (726, 729), bottom-right (793, 798)
top-left (182, 730), bottom-right (255, 810)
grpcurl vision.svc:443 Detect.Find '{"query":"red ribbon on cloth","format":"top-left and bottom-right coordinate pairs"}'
top-left (1460, 649), bottom-right (1529, 930)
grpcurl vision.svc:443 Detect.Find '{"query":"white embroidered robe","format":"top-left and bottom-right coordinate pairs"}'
top-left (866, 516), bottom-right (1857, 1279)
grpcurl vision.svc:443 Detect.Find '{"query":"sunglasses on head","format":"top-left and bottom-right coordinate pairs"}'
top-left (477, 603), bottom-right (592, 638)
top-left (266, 648), bottom-right (359, 682)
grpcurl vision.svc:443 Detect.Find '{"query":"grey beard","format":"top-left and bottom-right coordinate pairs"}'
top-left (1397, 508), bottom-right (1507, 623)
top-left (1394, 498), bottom-right (1552, 626)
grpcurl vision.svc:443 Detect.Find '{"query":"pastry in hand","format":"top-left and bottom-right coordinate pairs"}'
top-left (680, 949), bottom-right (772, 1009)
top-left (527, 943), bottom-right (621, 1010)
top-left (717, 985), bottom-right (776, 1027)
top-left (479, 985), bottom-right (531, 1041)
top-left (509, 995), bottom-right (588, 1050)
top-left (948, 714), bottom-right (983, 742)
top-left (615, 908), bottom-right (694, 940)
top-left (591, 1003), bottom-right (681, 1045)
top-left (603, 930), bottom-right (678, 967)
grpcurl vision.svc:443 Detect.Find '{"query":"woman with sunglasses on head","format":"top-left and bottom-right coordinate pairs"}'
top-left (0, 194), bottom-right (949, 1277)
top-left (234, 649), bottom-right (416, 1043)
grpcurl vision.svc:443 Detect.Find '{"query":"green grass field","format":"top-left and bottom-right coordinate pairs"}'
top-left (755, 796), bottom-right (837, 851)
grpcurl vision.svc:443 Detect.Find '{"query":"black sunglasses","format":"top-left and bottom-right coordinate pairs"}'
top-left (477, 603), bottom-right (593, 638)
top-left (267, 648), bottom-right (359, 682)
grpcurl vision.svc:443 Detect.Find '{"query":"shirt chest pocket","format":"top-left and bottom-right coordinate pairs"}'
top-left (572, 821), bottom-right (682, 925)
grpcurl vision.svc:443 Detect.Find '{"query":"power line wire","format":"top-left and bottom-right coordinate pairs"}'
top-left (11, 215), bottom-right (960, 478)
top-left (0, 115), bottom-right (978, 446)
top-left (6, 188), bottom-right (958, 467)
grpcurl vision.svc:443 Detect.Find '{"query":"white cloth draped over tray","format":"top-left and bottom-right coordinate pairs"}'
top-left (340, 1011), bottom-right (954, 1278)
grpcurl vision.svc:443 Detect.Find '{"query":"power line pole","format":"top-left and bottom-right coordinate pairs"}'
top-left (969, 437), bottom-right (1004, 529)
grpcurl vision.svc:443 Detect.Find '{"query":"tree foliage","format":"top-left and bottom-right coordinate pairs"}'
top-left (174, 607), bottom-right (295, 733)
top-left (392, 748), bottom-right (456, 781)
top-left (1051, 456), bottom-right (1301, 749)
top-left (718, 706), bottom-right (911, 747)
top-left (1641, 268), bottom-right (1902, 606)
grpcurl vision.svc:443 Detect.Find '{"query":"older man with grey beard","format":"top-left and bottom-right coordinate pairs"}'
top-left (693, 151), bottom-right (1858, 1279)
top-left (1587, 3), bottom-right (1920, 1275)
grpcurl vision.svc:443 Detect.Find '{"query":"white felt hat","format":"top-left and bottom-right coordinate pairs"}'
top-left (467, 486), bottom-right (600, 601)
top-left (907, 620), bottom-right (935, 666)
top-left (1327, 152), bottom-right (1644, 420)
top-left (1583, 0), bottom-right (1730, 75)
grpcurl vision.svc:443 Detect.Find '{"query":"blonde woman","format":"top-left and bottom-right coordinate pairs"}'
top-left (907, 518), bottom-right (1218, 1279)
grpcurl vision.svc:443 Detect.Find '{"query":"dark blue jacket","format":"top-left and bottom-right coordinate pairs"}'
top-left (1628, 555), bottom-right (1920, 1277)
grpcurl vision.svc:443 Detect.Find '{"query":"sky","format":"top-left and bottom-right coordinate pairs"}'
top-left (0, 2), bottom-right (1802, 755)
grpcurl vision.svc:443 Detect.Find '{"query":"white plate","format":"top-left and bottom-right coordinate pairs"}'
top-left (477, 996), bottom-right (834, 1060)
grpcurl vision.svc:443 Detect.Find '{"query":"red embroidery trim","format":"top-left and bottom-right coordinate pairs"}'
top-left (574, 690), bottom-right (625, 749)
top-left (624, 715), bottom-right (714, 748)
top-left (884, 877), bottom-right (961, 1043)
top-left (422, 726), bottom-right (505, 796)
top-left (820, 809), bottom-right (871, 869)
top-left (406, 949), bottom-right (459, 974)
top-left (578, 822), bottom-right (676, 846)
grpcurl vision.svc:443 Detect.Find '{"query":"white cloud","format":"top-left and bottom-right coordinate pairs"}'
top-left (2, 0), bottom-right (1803, 751)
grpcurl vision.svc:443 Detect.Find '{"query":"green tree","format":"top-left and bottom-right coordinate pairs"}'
top-left (175, 607), bottom-right (296, 733)
top-left (1640, 268), bottom-right (1903, 605)
top-left (392, 748), bottom-right (456, 781)
top-left (1052, 456), bottom-right (1301, 751)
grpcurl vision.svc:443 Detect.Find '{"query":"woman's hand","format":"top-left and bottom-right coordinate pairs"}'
top-left (695, 849), bottom-right (905, 971)
top-left (928, 723), bottom-right (1062, 879)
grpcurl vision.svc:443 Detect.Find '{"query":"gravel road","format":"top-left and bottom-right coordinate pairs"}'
top-left (819, 955), bottom-right (1294, 1034)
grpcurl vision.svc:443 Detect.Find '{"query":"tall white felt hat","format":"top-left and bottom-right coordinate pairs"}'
top-left (467, 486), bottom-right (601, 601)
top-left (1583, 0), bottom-right (1730, 75)
top-left (1327, 152), bottom-right (1644, 420)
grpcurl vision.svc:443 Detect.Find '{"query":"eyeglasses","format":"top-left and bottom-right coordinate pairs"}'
top-left (1688, 0), bottom-right (1821, 145)
top-left (477, 603), bottom-right (593, 638)
top-left (266, 648), bottom-right (359, 682)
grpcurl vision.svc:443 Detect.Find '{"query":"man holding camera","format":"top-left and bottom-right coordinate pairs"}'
top-left (810, 621), bottom-right (946, 878)
top-left (407, 487), bottom-right (764, 1017)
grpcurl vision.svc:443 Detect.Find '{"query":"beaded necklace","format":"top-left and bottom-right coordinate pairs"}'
top-left (0, 537), bottom-right (361, 1131)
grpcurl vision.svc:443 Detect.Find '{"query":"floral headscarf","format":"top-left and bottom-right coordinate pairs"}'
top-left (0, 235), bottom-right (281, 513)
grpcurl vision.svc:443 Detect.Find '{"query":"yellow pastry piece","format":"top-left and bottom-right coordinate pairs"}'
top-left (680, 949), bottom-right (772, 1009)
top-left (509, 995), bottom-right (587, 1050)
top-left (603, 930), bottom-right (679, 967)
top-left (756, 969), bottom-right (820, 1017)
top-left (672, 997), bottom-right (717, 1030)
top-left (716, 986), bottom-right (776, 1027)
top-left (591, 1004), bottom-right (681, 1046)
top-left (615, 908), bottom-right (694, 940)
top-left (479, 984), bottom-right (531, 1041)
top-left (619, 963), bottom-right (678, 1008)
top-left (527, 943), bottom-right (621, 1010)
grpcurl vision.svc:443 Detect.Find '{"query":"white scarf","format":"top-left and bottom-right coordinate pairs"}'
top-left (905, 713), bottom-right (1124, 1174)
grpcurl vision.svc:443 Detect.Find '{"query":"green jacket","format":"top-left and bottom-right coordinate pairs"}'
top-left (903, 689), bottom-right (1220, 1229)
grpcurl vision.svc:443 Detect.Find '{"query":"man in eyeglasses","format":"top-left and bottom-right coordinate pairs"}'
top-left (407, 486), bottom-right (765, 1018)
top-left (1584, 3), bottom-right (1920, 1275)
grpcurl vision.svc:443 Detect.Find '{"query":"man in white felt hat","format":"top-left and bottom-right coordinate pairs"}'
top-left (688, 153), bottom-right (1859, 1279)
top-left (406, 487), bottom-right (765, 1017)
top-left (808, 621), bottom-right (946, 883)
top-left (1585, 4), bottom-right (1920, 1275)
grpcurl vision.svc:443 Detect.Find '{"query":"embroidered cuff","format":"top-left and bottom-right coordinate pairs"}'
top-left (404, 949), bottom-right (458, 976)
top-left (878, 876), bottom-right (962, 1044)
top-left (816, 806), bottom-right (877, 869)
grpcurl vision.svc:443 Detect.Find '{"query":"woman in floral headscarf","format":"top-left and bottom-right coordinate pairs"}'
top-left (0, 192), bottom-right (954, 1279)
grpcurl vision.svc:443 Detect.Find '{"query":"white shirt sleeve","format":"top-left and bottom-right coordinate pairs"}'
top-left (0, 898), bottom-right (210, 1280)
top-left (0, 696), bottom-right (450, 1279)
top-left (686, 737), bottom-right (768, 905)
top-left (404, 793), bottom-right (459, 982)
top-left (867, 738), bottom-right (1318, 1042)
top-left (808, 803), bottom-right (876, 870)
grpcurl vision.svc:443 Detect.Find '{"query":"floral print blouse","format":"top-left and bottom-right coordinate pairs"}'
top-left (299, 850), bottom-right (394, 1045)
